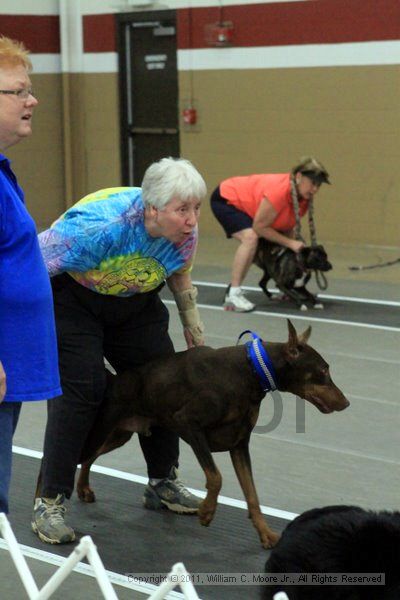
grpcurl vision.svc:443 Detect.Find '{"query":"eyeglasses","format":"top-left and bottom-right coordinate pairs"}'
top-left (0, 88), bottom-right (35, 100)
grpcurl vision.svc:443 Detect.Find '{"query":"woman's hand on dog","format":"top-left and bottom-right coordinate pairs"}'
top-left (287, 239), bottom-right (305, 253)
top-left (184, 326), bottom-right (205, 348)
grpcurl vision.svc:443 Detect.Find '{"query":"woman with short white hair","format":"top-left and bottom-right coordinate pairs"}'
top-left (33, 157), bottom-right (207, 545)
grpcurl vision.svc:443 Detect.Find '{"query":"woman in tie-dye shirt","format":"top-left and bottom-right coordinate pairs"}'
top-left (32, 158), bottom-right (207, 545)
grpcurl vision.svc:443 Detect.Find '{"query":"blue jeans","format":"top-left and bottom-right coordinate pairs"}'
top-left (0, 402), bottom-right (22, 513)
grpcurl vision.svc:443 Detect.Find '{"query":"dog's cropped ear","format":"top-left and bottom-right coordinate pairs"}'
top-left (287, 319), bottom-right (298, 345)
top-left (298, 326), bottom-right (312, 345)
top-left (285, 319), bottom-right (300, 360)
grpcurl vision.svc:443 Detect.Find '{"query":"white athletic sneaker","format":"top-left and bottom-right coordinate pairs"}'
top-left (224, 287), bottom-right (255, 312)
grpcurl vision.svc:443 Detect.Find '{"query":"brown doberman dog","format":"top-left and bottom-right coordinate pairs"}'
top-left (77, 320), bottom-right (349, 549)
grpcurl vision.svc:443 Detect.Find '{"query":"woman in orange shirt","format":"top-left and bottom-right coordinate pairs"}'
top-left (210, 156), bottom-right (330, 312)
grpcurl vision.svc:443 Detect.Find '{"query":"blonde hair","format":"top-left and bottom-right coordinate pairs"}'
top-left (0, 36), bottom-right (32, 71)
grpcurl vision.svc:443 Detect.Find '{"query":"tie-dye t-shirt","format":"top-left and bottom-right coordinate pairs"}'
top-left (39, 187), bottom-right (197, 297)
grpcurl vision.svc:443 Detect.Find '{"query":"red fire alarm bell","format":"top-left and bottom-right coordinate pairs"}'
top-left (183, 107), bottom-right (197, 125)
top-left (205, 21), bottom-right (234, 47)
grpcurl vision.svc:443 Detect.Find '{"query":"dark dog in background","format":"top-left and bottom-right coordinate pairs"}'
top-left (263, 505), bottom-right (400, 599)
top-left (72, 321), bottom-right (348, 549)
top-left (254, 239), bottom-right (332, 310)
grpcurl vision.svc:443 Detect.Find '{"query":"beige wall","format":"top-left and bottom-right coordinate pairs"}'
top-left (7, 71), bottom-right (121, 230)
top-left (179, 66), bottom-right (400, 247)
top-left (81, 73), bottom-right (121, 194)
top-left (7, 63), bottom-right (399, 247)
top-left (6, 74), bottom-right (65, 230)
top-left (62, 72), bottom-right (122, 209)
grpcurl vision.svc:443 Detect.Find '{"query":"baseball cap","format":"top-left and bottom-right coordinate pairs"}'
top-left (291, 156), bottom-right (331, 185)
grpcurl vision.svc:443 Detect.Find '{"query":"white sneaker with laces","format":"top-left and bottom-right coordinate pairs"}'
top-left (224, 287), bottom-right (255, 312)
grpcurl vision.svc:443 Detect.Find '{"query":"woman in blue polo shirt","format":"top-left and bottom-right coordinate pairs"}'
top-left (0, 36), bottom-right (61, 515)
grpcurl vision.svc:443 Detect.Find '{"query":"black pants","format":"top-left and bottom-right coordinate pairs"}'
top-left (40, 274), bottom-right (179, 499)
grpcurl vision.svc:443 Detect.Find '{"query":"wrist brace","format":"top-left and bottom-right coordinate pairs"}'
top-left (173, 286), bottom-right (204, 345)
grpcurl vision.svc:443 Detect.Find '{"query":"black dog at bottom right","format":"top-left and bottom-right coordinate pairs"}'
top-left (263, 505), bottom-right (400, 599)
top-left (254, 239), bottom-right (332, 310)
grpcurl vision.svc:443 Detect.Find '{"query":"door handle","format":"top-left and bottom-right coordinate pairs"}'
top-left (129, 126), bottom-right (178, 135)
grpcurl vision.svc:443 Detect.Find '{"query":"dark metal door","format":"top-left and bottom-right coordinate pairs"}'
top-left (118, 11), bottom-right (179, 186)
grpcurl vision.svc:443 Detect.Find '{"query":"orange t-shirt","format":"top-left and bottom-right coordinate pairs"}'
top-left (220, 173), bottom-right (309, 232)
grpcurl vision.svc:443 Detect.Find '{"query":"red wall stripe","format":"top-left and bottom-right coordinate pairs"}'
top-left (83, 14), bottom-right (116, 53)
top-left (0, 15), bottom-right (60, 53)
top-left (82, 1), bottom-right (400, 53)
top-left (178, 0), bottom-right (400, 49)
top-left (0, 0), bottom-right (399, 56)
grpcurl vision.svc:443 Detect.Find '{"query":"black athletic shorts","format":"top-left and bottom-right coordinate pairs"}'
top-left (210, 186), bottom-right (253, 238)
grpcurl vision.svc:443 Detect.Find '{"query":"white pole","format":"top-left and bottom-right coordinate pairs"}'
top-left (58, 0), bottom-right (84, 207)
top-left (35, 537), bottom-right (91, 600)
top-left (86, 537), bottom-right (119, 599)
top-left (147, 562), bottom-right (200, 600)
top-left (147, 578), bottom-right (175, 600)
top-left (36, 537), bottom-right (118, 600)
top-left (35, 541), bottom-right (86, 600)
top-left (174, 563), bottom-right (200, 599)
top-left (0, 513), bottom-right (39, 599)
top-left (1, 517), bottom-right (118, 600)
top-left (59, 0), bottom-right (83, 74)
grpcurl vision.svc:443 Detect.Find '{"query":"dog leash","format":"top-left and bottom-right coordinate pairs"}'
top-left (237, 330), bottom-right (277, 393)
top-left (290, 175), bottom-right (317, 246)
top-left (348, 256), bottom-right (400, 271)
top-left (291, 175), bottom-right (330, 290)
top-left (314, 269), bottom-right (328, 290)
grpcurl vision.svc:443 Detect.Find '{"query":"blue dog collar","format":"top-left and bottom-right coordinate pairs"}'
top-left (237, 330), bottom-right (277, 393)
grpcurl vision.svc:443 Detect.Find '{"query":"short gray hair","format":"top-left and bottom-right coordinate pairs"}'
top-left (141, 157), bottom-right (207, 209)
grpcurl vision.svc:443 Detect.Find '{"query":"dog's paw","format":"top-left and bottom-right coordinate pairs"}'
top-left (300, 304), bottom-right (308, 311)
top-left (77, 486), bottom-right (96, 503)
top-left (199, 511), bottom-right (213, 526)
top-left (198, 501), bottom-right (215, 527)
top-left (314, 302), bottom-right (324, 309)
top-left (261, 530), bottom-right (280, 549)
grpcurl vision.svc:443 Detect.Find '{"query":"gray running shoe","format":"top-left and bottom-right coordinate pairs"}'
top-left (31, 494), bottom-right (75, 544)
top-left (143, 467), bottom-right (200, 514)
